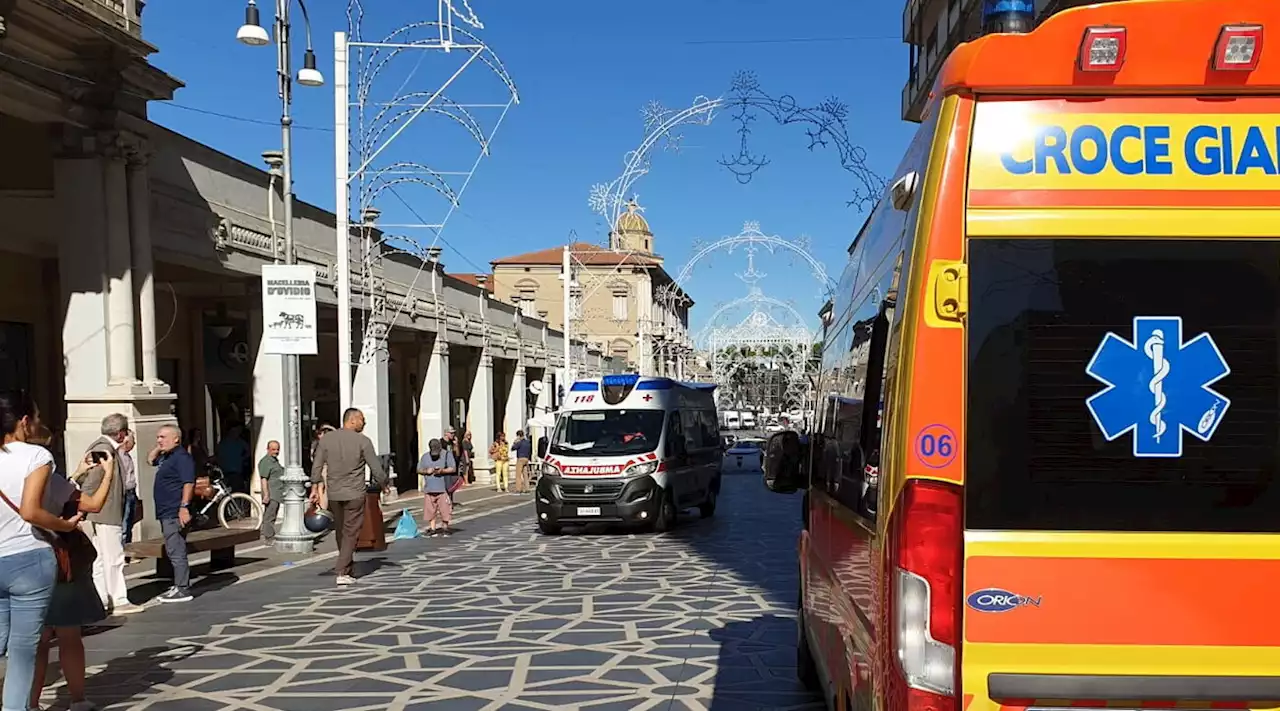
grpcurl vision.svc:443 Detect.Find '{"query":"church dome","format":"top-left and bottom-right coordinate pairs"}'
top-left (614, 197), bottom-right (652, 234)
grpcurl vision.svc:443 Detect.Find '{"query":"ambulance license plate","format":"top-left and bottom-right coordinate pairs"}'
top-left (576, 507), bottom-right (601, 516)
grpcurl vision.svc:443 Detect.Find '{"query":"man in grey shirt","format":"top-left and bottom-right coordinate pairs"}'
top-left (310, 408), bottom-right (387, 586)
top-left (81, 413), bottom-right (142, 615)
top-left (258, 440), bottom-right (284, 543)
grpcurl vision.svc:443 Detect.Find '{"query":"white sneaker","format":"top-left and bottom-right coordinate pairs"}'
top-left (111, 602), bottom-right (144, 615)
top-left (336, 575), bottom-right (356, 586)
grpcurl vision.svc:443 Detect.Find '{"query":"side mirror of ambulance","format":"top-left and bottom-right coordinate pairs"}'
top-left (763, 431), bottom-right (804, 494)
top-left (890, 171), bottom-right (919, 211)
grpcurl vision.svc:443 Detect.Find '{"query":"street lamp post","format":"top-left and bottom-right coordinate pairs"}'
top-left (237, 0), bottom-right (323, 554)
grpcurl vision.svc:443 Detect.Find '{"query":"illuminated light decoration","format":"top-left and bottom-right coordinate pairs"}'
top-left (1213, 24), bottom-right (1264, 71)
top-left (981, 0), bottom-right (1034, 36)
top-left (1079, 26), bottom-right (1128, 72)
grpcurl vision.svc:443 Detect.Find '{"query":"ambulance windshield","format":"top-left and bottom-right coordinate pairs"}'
top-left (550, 410), bottom-right (667, 457)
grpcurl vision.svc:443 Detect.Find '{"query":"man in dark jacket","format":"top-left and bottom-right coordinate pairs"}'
top-left (310, 408), bottom-right (387, 586)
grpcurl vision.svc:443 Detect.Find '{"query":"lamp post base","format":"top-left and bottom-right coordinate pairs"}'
top-left (273, 464), bottom-right (315, 554)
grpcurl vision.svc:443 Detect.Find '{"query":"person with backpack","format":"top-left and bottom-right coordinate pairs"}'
top-left (417, 438), bottom-right (456, 538)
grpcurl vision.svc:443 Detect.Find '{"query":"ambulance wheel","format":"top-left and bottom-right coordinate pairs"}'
top-left (538, 520), bottom-right (562, 536)
top-left (651, 490), bottom-right (677, 533)
top-left (698, 486), bottom-right (717, 519)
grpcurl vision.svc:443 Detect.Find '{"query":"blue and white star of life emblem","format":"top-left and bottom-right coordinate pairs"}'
top-left (1085, 316), bottom-right (1231, 458)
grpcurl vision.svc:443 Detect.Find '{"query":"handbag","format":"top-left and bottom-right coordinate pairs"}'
top-left (0, 487), bottom-right (97, 583)
top-left (193, 475), bottom-right (215, 499)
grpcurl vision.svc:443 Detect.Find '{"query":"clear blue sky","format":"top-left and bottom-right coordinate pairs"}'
top-left (144, 0), bottom-right (918, 336)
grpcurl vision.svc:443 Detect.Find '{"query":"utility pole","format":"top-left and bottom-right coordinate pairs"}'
top-left (335, 31), bottom-right (353, 411)
top-left (561, 244), bottom-right (573, 385)
top-left (237, 0), bottom-right (323, 553)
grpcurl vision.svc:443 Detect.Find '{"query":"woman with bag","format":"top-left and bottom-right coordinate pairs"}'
top-left (27, 427), bottom-right (119, 711)
top-left (0, 391), bottom-right (82, 711)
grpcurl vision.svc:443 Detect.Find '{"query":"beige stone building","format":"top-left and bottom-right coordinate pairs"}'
top-left (0, 0), bottom-right (612, 539)
top-left (490, 200), bottom-right (694, 377)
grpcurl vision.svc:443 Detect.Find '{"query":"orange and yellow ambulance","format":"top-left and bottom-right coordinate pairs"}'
top-left (764, 1), bottom-right (1280, 710)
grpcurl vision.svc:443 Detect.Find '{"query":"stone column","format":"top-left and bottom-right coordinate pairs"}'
top-left (505, 359), bottom-right (527, 442)
top-left (55, 137), bottom-right (111, 400)
top-left (418, 336), bottom-right (450, 458)
top-left (103, 136), bottom-right (138, 386)
top-left (126, 141), bottom-right (163, 390)
top-left (55, 129), bottom-right (175, 540)
top-left (468, 345), bottom-right (494, 485)
top-left (352, 323), bottom-right (392, 453)
top-left (250, 302), bottom-right (285, 496)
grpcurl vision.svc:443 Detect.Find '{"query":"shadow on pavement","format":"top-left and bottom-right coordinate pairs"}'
top-left (668, 472), bottom-right (804, 608)
top-left (704, 614), bottom-right (822, 711)
top-left (662, 474), bottom-right (819, 709)
top-left (128, 571), bottom-right (240, 605)
top-left (353, 555), bottom-right (400, 577)
top-left (38, 644), bottom-right (195, 711)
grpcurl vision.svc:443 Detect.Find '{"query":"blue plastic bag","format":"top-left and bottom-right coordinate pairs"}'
top-left (392, 508), bottom-right (418, 540)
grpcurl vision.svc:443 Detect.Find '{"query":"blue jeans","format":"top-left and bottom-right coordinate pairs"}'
top-left (121, 488), bottom-right (138, 545)
top-left (0, 547), bottom-right (56, 711)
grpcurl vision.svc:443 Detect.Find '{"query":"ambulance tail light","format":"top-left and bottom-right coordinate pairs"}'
top-left (1213, 24), bottom-right (1263, 71)
top-left (886, 479), bottom-right (963, 710)
top-left (1078, 26), bottom-right (1127, 72)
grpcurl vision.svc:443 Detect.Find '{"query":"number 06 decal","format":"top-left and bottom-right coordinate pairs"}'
top-left (915, 424), bottom-right (957, 469)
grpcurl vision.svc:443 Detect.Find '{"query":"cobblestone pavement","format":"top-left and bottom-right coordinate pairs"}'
top-left (32, 472), bottom-right (820, 711)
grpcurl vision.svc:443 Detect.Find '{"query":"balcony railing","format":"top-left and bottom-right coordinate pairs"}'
top-left (901, 1), bottom-right (979, 121)
top-left (63, 0), bottom-right (142, 38)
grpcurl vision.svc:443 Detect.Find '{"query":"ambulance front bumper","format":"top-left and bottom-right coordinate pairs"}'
top-left (535, 473), bottom-right (661, 525)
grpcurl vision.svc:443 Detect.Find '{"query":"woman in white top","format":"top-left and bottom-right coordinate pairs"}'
top-left (0, 391), bottom-right (81, 711)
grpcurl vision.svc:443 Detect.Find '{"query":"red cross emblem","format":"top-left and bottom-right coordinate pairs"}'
top-left (642, 394), bottom-right (653, 401)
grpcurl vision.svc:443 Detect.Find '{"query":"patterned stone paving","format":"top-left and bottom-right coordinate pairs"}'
top-left (36, 474), bottom-right (821, 710)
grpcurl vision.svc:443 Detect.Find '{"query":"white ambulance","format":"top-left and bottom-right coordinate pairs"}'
top-left (535, 374), bottom-right (722, 535)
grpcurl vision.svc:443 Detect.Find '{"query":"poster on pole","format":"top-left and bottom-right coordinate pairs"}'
top-left (261, 264), bottom-right (318, 355)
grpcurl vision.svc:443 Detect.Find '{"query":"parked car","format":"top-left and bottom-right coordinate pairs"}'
top-left (722, 438), bottom-right (765, 473)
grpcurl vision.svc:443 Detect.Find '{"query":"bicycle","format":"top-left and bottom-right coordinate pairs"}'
top-left (193, 466), bottom-right (264, 530)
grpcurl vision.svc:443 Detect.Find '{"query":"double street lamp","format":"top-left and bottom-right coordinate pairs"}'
top-left (236, 0), bottom-right (323, 554)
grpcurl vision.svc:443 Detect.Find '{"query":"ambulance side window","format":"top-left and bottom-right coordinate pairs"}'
top-left (667, 413), bottom-right (687, 458)
top-left (832, 254), bottom-right (900, 522)
top-left (679, 410), bottom-right (705, 451)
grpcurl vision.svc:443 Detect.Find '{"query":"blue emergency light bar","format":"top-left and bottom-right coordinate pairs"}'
top-left (981, 0), bottom-right (1034, 35)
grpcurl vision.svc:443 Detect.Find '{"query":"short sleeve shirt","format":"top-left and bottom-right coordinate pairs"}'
top-left (418, 451), bottom-right (456, 494)
top-left (0, 442), bottom-right (74, 559)
top-left (153, 447), bottom-right (196, 520)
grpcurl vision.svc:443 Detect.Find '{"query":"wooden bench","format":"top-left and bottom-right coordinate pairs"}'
top-left (125, 528), bottom-right (261, 579)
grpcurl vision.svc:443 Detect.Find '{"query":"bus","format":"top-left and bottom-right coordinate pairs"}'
top-left (763, 1), bottom-right (1280, 710)
top-left (536, 374), bottom-right (721, 534)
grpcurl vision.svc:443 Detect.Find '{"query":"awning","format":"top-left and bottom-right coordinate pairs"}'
top-left (528, 410), bottom-right (558, 428)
